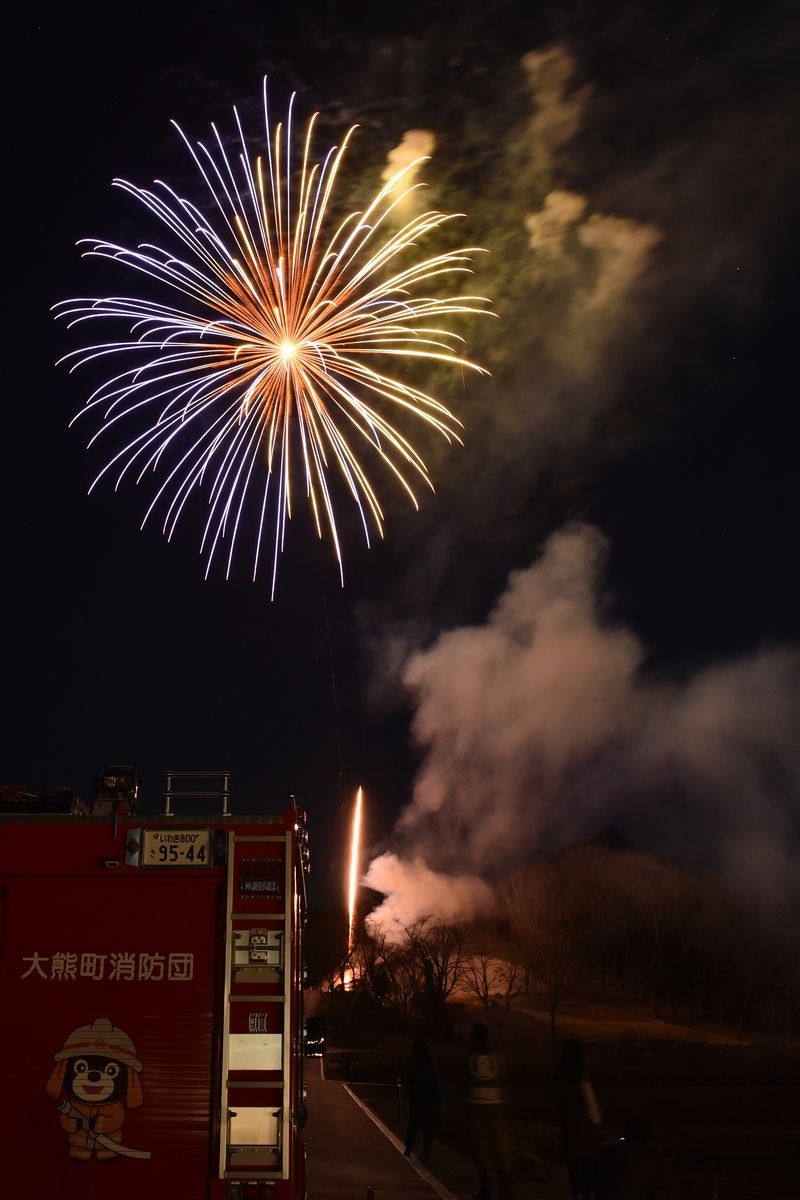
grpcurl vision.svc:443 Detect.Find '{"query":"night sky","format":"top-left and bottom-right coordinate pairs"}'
top-left (5, 1), bottom-right (798, 910)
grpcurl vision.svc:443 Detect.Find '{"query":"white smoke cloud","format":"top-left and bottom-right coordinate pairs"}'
top-left (524, 191), bottom-right (663, 371)
top-left (576, 214), bottom-right (663, 313)
top-left (520, 47), bottom-right (591, 183)
top-left (381, 129), bottom-right (436, 212)
top-left (356, 45), bottom-right (668, 680)
top-left (355, 39), bottom-right (797, 929)
top-left (524, 189), bottom-right (587, 258)
top-left (363, 853), bottom-right (494, 940)
top-left (365, 525), bottom-right (800, 929)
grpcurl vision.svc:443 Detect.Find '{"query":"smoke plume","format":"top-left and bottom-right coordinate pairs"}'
top-left (381, 128), bottom-right (436, 187)
top-left (366, 525), bottom-right (800, 930)
top-left (363, 854), bottom-right (493, 940)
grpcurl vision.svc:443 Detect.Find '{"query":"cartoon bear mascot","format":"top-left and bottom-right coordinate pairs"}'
top-left (46, 1017), bottom-right (146, 1160)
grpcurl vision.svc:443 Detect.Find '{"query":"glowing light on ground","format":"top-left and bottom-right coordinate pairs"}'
top-left (55, 83), bottom-right (490, 593)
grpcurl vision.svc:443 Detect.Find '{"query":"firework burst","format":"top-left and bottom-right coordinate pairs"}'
top-left (54, 83), bottom-right (490, 592)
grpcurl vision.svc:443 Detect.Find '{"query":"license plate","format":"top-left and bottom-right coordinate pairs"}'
top-left (141, 828), bottom-right (212, 867)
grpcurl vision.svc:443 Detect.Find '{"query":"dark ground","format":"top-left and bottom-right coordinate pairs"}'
top-left (304, 1057), bottom-right (443, 1198)
top-left (315, 998), bottom-right (800, 1199)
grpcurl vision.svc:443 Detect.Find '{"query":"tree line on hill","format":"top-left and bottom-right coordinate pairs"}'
top-left (307, 839), bottom-right (799, 1036)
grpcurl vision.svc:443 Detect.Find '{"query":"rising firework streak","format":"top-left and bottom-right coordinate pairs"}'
top-left (54, 82), bottom-right (491, 593)
top-left (347, 786), bottom-right (363, 953)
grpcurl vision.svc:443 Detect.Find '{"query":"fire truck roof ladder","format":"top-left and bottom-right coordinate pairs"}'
top-left (162, 771), bottom-right (232, 816)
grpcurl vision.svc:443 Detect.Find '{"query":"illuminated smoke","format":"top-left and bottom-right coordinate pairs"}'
top-left (364, 853), bottom-right (494, 942)
top-left (381, 129), bottom-right (436, 189)
top-left (520, 46), bottom-right (591, 183)
top-left (339, 40), bottom-right (797, 928)
top-left (366, 525), bottom-right (800, 930)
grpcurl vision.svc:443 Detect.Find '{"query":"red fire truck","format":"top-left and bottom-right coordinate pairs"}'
top-left (0, 768), bottom-right (309, 1200)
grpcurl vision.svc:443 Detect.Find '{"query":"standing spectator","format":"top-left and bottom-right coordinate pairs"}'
top-left (465, 1023), bottom-right (515, 1200)
top-left (551, 1040), bottom-right (602, 1199)
top-left (402, 1039), bottom-right (440, 1159)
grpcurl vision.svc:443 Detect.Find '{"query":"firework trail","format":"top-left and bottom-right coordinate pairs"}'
top-left (347, 786), bottom-right (364, 953)
top-left (54, 83), bottom-right (490, 593)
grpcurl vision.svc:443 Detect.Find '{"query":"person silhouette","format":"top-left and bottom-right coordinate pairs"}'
top-left (551, 1040), bottom-right (602, 1199)
top-left (402, 1039), bottom-right (440, 1159)
top-left (464, 1023), bottom-right (515, 1200)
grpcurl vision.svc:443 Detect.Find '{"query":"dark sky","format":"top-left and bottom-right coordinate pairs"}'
top-left (4, 1), bottom-right (799, 908)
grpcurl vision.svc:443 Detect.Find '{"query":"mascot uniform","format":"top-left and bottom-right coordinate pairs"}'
top-left (46, 1017), bottom-right (144, 1160)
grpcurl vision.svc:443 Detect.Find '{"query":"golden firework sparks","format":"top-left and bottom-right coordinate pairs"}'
top-left (347, 785), bottom-right (363, 953)
top-left (55, 83), bottom-right (491, 593)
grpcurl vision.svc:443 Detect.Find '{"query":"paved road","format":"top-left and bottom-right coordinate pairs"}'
top-left (303, 1058), bottom-right (450, 1200)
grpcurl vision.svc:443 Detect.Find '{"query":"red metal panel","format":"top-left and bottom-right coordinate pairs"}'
top-left (0, 819), bottom-right (130, 872)
top-left (0, 870), bottom-right (221, 1200)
